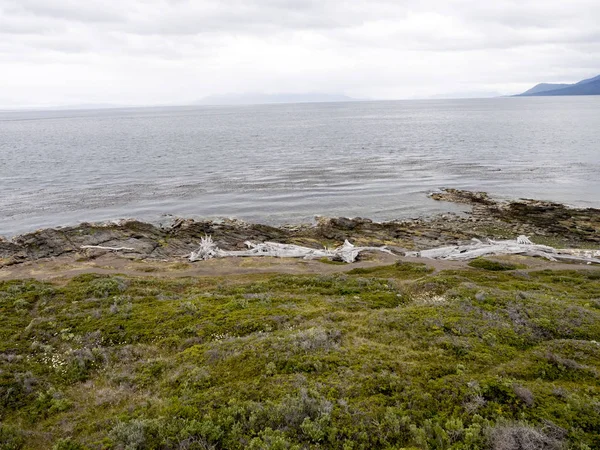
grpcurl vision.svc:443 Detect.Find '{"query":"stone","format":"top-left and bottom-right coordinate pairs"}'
top-left (2, 189), bottom-right (599, 265)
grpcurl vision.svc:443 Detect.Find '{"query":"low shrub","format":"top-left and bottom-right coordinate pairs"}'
top-left (468, 258), bottom-right (523, 271)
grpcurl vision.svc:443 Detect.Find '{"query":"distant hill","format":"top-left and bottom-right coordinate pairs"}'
top-left (428, 91), bottom-right (503, 99)
top-left (520, 83), bottom-right (572, 95)
top-left (518, 74), bottom-right (600, 96)
top-left (196, 93), bottom-right (355, 106)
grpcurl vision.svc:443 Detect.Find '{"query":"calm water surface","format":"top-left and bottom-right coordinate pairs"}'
top-left (1, 97), bottom-right (599, 236)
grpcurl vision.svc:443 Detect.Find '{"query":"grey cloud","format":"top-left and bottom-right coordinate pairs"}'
top-left (2, 0), bottom-right (598, 47)
top-left (0, 17), bottom-right (63, 34)
top-left (4, 0), bottom-right (126, 23)
top-left (0, 0), bottom-right (599, 106)
top-left (437, 0), bottom-right (599, 27)
top-left (121, 1), bottom-right (372, 36)
top-left (1, 0), bottom-right (411, 36)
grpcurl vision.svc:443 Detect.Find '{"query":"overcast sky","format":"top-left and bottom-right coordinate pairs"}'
top-left (1, 0), bottom-right (599, 107)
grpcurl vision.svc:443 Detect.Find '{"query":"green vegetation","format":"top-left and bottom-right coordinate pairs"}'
top-left (529, 236), bottom-right (600, 250)
top-left (467, 258), bottom-right (524, 271)
top-left (1, 262), bottom-right (599, 449)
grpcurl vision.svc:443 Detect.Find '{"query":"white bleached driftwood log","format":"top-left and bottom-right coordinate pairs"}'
top-left (189, 235), bottom-right (393, 263)
top-left (405, 235), bottom-right (600, 264)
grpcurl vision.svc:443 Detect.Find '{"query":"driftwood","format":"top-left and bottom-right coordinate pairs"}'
top-left (189, 235), bottom-right (393, 263)
top-left (406, 236), bottom-right (600, 264)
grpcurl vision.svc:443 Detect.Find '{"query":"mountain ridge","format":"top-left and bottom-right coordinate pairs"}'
top-left (195, 92), bottom-right (356, 105)
top-left (518, 74), bottom-right (600, 96)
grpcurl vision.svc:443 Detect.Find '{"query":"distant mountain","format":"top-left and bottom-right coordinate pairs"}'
top-left (520, 83), bottom-right (572, 95)
top-left (428, 91), bottom-right (503, 99)
top-left (196, 93), bottom-right (355, 106)
top-left (0, 103), bottom-right (135, 112)
top-left (518, 74), bottom-right (600, 96)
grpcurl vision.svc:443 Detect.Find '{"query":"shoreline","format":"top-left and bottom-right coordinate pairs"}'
top-left (2, 193), bottom-right (599, 449)
top-left (1, 189), bottom-right (599, 268)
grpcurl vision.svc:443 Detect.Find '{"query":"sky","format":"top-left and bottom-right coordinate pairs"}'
top-left (1, 0), bottom-right (599, 107)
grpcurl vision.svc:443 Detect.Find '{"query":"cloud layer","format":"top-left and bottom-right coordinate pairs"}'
top-left (1, 0), bottom-right (599, 106)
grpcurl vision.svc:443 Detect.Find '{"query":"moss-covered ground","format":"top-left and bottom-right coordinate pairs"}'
top-left (1, 261), bottom-right (599, 449)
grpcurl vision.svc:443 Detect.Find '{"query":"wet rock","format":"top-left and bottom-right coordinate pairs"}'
top-left (430, 188), bottom-right (493, 205)
top-left (431, 188), bottom-right (600, 246)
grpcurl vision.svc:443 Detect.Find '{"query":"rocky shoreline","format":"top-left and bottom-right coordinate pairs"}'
top-left (1, 189), bottom-right (599, 267)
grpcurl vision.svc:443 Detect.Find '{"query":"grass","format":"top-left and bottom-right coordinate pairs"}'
top-left (0, 263), bottom-right (599, 449)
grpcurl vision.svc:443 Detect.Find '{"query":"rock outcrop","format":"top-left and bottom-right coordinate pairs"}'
top-left (1, 190), bottom-right (598, 267)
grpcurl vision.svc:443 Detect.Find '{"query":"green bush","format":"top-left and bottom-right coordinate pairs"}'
top-left (52, 438), bottom-right (87, 450)
top-left (468, 258), bottom-right (522, 271)
top-left (0, 267), bottom-right (598, 448)
top-left (0, 424), bottom-right (24, 450)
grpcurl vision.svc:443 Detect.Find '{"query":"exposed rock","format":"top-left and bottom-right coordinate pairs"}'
top-left (430, 188), bottom-right (493, 205)
top-left (430, 189), bottom-right (600, 246)
top-left (1, 189), bottom-right (598, 265)
top-left (0, 237), bottom-right (21, 259)
top-left (11, 229), bottom-right (77, 260)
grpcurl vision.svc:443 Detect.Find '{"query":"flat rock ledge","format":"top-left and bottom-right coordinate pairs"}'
top-left (1, 189), bottom-right (598, 267)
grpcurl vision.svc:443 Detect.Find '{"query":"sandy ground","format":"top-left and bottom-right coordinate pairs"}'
top-left (1, 251), bottom-right (597, 282)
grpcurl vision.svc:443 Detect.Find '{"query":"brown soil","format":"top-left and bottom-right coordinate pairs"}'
top-left (2, 250), bottom-right (596, 283)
